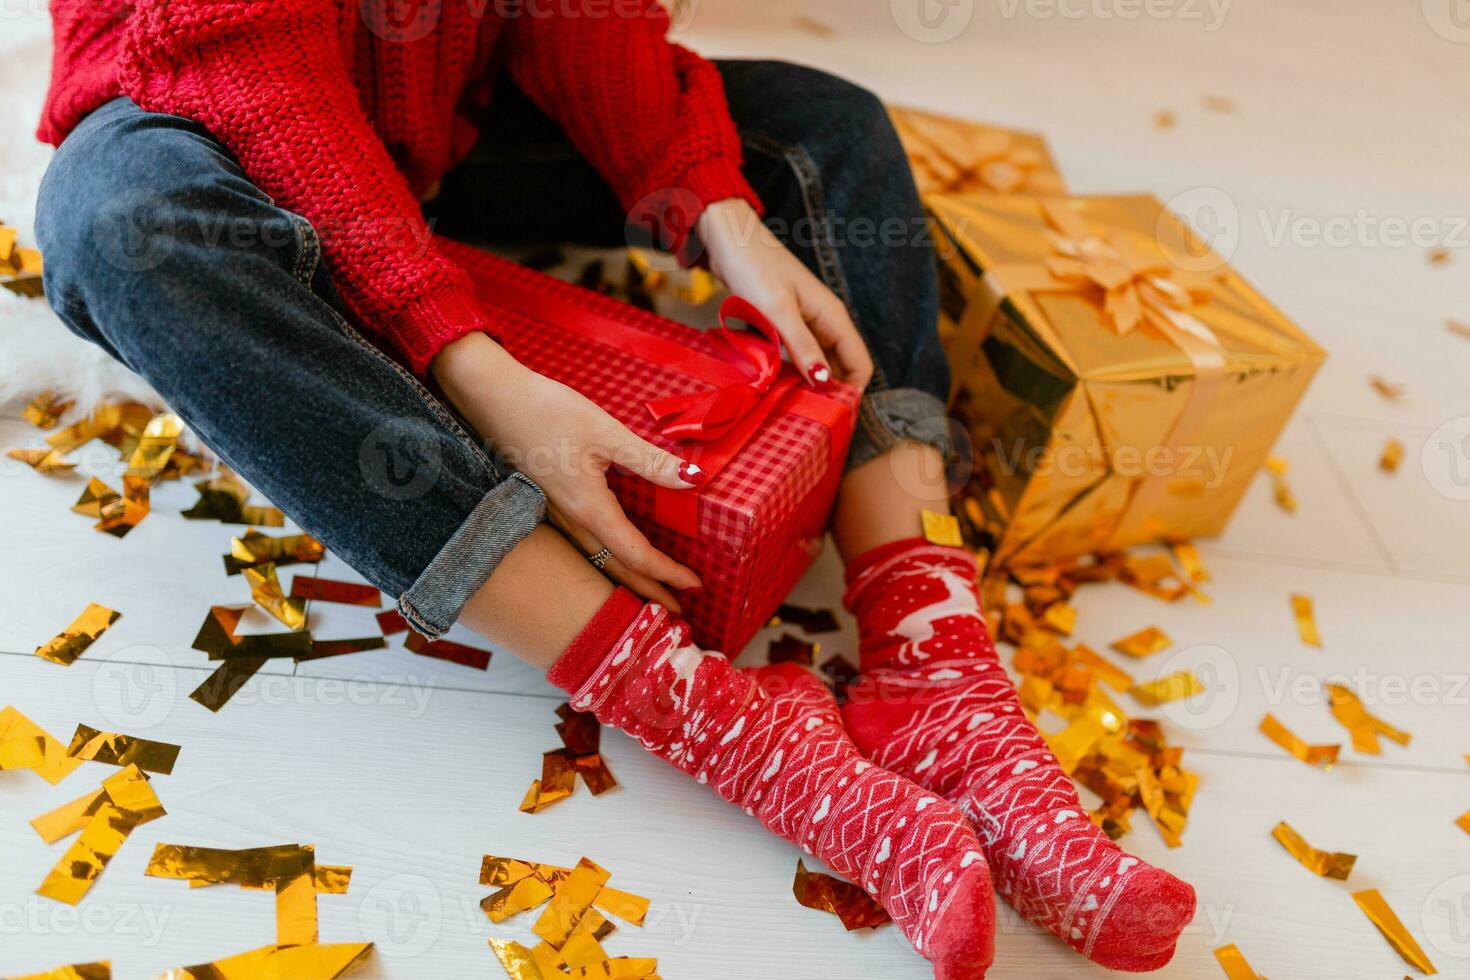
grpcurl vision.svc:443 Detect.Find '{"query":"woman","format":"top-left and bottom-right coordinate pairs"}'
top-left (34, 1), bottom-right (1193, 975)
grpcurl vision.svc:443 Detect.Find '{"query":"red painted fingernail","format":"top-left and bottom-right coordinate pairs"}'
top-left (678, 461), bottom-right (707, 487)
top-left (808, 364), bottom-right (832, 388)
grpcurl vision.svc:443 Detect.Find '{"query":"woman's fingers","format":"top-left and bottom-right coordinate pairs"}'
top-left (763, 294), bottom-right (834, 388)
top-left (572, 484), bottom-right (703, 592)
top-left (799, 277), bottom-right (875, 389)
top-left (547, 504), bottom-right (684, 612)
top-left (603, 421), bottom-right (708, 490)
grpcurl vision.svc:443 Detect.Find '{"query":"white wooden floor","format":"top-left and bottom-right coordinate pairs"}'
top-left (3, 1), bottom-right (1470, 978)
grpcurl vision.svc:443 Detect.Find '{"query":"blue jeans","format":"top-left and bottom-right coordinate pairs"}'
top-left (36, 60), bottom-right (952, 637)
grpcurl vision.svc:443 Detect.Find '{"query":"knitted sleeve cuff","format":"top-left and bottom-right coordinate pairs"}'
top-left (381, 283), bottom-right (495, 378)
top-left (628, 155), bottom-right (764, 268)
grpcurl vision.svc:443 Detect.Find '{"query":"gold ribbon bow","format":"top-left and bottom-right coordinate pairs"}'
top-left (893, 110), bottom-right (1065, 195)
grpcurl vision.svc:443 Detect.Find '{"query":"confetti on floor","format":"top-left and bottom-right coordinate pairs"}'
top-left (36, 765), bottom-right (165, 905)
top-left (479, 854), bottom-right (656, 979)
top-left (1350, 888), bottom-right (1436, 974)
top-left (5, 963), bottom-right (111, 980)
top-left (1379, 438), bottom-right (1404, 473)
top-left (521, 704), bottom-right (617, 814)
top-left (1130, 671), bottom-right (1206, 707)
top-left (404, 632), bottom-right (492, 671)
top-left (1111, 626), bottom-right (1172, 658)
top-left (1448, 318), bottom-right (1470, 341)
top-left (921, 508), bottom-right (963, 547)
top-left (146, 842), bottom-right (372, 974)
top-left (767, 632), bottom-right (818, 666)
top-left (183, 468), bottom-right (284, 526)
top-left (1270, 821), bottom-right (1355, 880)
top-left (66, 725), bottom-right (181, 775)
top-left (0, 706), bottom-right (84, 784)
top-left (1264, 455), bottom-right (1297, 514)
top-left (1326, 684), bottom-right (1411, 754)
top-left (769, 603), bottom-right (840, 634)
top-left (1290, 593), bottom-right (1322, 648)
top-left (34, 604), bottom-right (120, 666)
top-left (1153, 109), bottom-right (1177, 130)
top-left (22, 390), bottom-right (74, 429)
top-left (1212, 944), bottom-right (1264, 979)
top-left (1259, 715), bottom-right (1340, 769)
top-left (792, 860), bottom-right (890, 931)
top-left (289, 576), bottom-right (381, 607)
top-left (1368, 375), bottom-right (1404, 400)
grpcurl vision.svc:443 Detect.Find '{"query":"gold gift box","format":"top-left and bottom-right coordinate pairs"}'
top-left (929, 193), bottom-right (1326, 566)
top-left (889, 107), bottom-right (1067, 198)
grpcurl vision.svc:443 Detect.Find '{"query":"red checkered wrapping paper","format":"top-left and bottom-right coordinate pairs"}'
top-left (439, 238), bottom-right (860, 655)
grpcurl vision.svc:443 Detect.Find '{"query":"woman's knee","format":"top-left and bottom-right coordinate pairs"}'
top-left (37, 99), bottom-right (282, 317)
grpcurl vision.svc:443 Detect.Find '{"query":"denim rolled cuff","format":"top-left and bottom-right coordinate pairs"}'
top-left (846, 387), bottom-right (956, 472)
top-left (397, 471), bottom-right (546, 638)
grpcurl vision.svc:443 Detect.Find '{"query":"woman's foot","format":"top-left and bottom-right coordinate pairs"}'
top-left (549, 588), bottom-right (995, 978)
top-left (839, 539), bottom-right (1196, 972)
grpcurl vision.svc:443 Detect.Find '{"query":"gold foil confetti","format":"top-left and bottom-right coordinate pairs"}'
top-left (71, 479), bottom-right (119, 518)
top-left (1074, 644), bottom-right (1134, 692)
top-left (1264, 455), bottom-right (1297, 515)
top-left (1448, 319), bottom-right (1470, 341)
top-left (521, 705), bottom-right (617, 813)
top-left (190, 658), bottom-right (267, 712)
top-left (191, 605), bottom-right (313, 660)
top-left (1213, 944), bottom-right (1265, 979)
top-left (1428, 247), bottom-right (1451, 265)
top-left (921, 508), bottom-right (964, 547)
top-left (1041, 602), bottom-right (1077, 636)
top-left (1456, 811), bottom-right (1470, 836)
top-left (1369, 376), bottom-right (1405, 400)
top-left (770, 603), bottom-right (840, 634)
top-left (1271, 821), bottom-right (1356, 880)
top-left (1291, 594), bottom-right (1323, 648)
top-left (35, 604), bottom-right (121, 666)
top-left (1351, 888), bottom-right (1437, 974)
top-left (1201, 94), bottom-right (1237, 113)
top-left (1111, 627), bottom-right (1172, 658)
top-left (123, 413), bottom-right (182, 480)
top-left (1131, 672), bottom-right (1206, 706)
top-left (37, 765), bottom-right (165, 904)
top-left (298, 635), bottom-right (387, 661)
top-left (244, 562), bottom-right (307, 629)
top-left (768, 632), bottom-right (817, 666)
top-left (820, 654), bottom-right (859, 693)
top-left (482, 855), bottom-right (653, 978)
top-left (31, 787), bottom-right (107, 844)
top-left (792, 860), bottom-right (890, 931)
top-left (158, 942), bottom-right (372, 979)
top-left (94, 474), bottom-right (151, 537)
top-left (147, 843), bottom-right (313, 887)
top-left (182, 468), bottom-right (284, 526)
top-left (1170, 541), bottom-right (1211, 583)
top-left (6, 964), bottom-right (111, 980)
top-left (23, 390), bottom-right (74, 429)
top-left (1327, 684), bottom-right (1411, 754)
top-left (1260, 714), bottom-right (1340, 769)
top-left (224, 529), bottom-right (324, 575)
top-left (1153, 109), bottom-right (1177, 130)
top-left (66, 724), bottom-right (181, 774)
top-left (289, 576), bottom-right (381, 607)
top-left (1380, 438), bottom-right (1405, 473)
top-left (6, 447), bottom-right (75, 473)
top-left (0, 706), bottom-right (85, 784)
top-left (404, 631), bottom-right (492, 670)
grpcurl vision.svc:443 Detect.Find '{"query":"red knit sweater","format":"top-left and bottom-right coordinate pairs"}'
top-left (39, 0), bottom-right (761, 375)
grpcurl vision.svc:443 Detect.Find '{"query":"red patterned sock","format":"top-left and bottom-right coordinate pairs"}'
top-left (840, 539), bottom-right (1195, 972)
top-left (551, 588), bottom-right (996, 980)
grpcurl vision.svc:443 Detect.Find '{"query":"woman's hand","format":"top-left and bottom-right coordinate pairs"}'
top-left (432, 332), bottom-right (704, 612)
top-left (696, 198), bottom-right (874, 391)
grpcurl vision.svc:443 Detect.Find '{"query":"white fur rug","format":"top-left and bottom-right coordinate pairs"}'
top-left (0, 20), bottom-right (164, 421)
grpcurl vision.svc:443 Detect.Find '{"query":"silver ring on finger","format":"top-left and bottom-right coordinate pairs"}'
top-left (587, 547), bottom-right (613, 570)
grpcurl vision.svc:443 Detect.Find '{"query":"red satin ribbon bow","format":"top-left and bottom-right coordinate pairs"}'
top-left (644, 296), bottom-right (787, 442)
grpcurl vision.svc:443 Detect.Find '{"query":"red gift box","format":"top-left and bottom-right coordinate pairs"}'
top-left (440, 239), bottom-right (860, 655)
